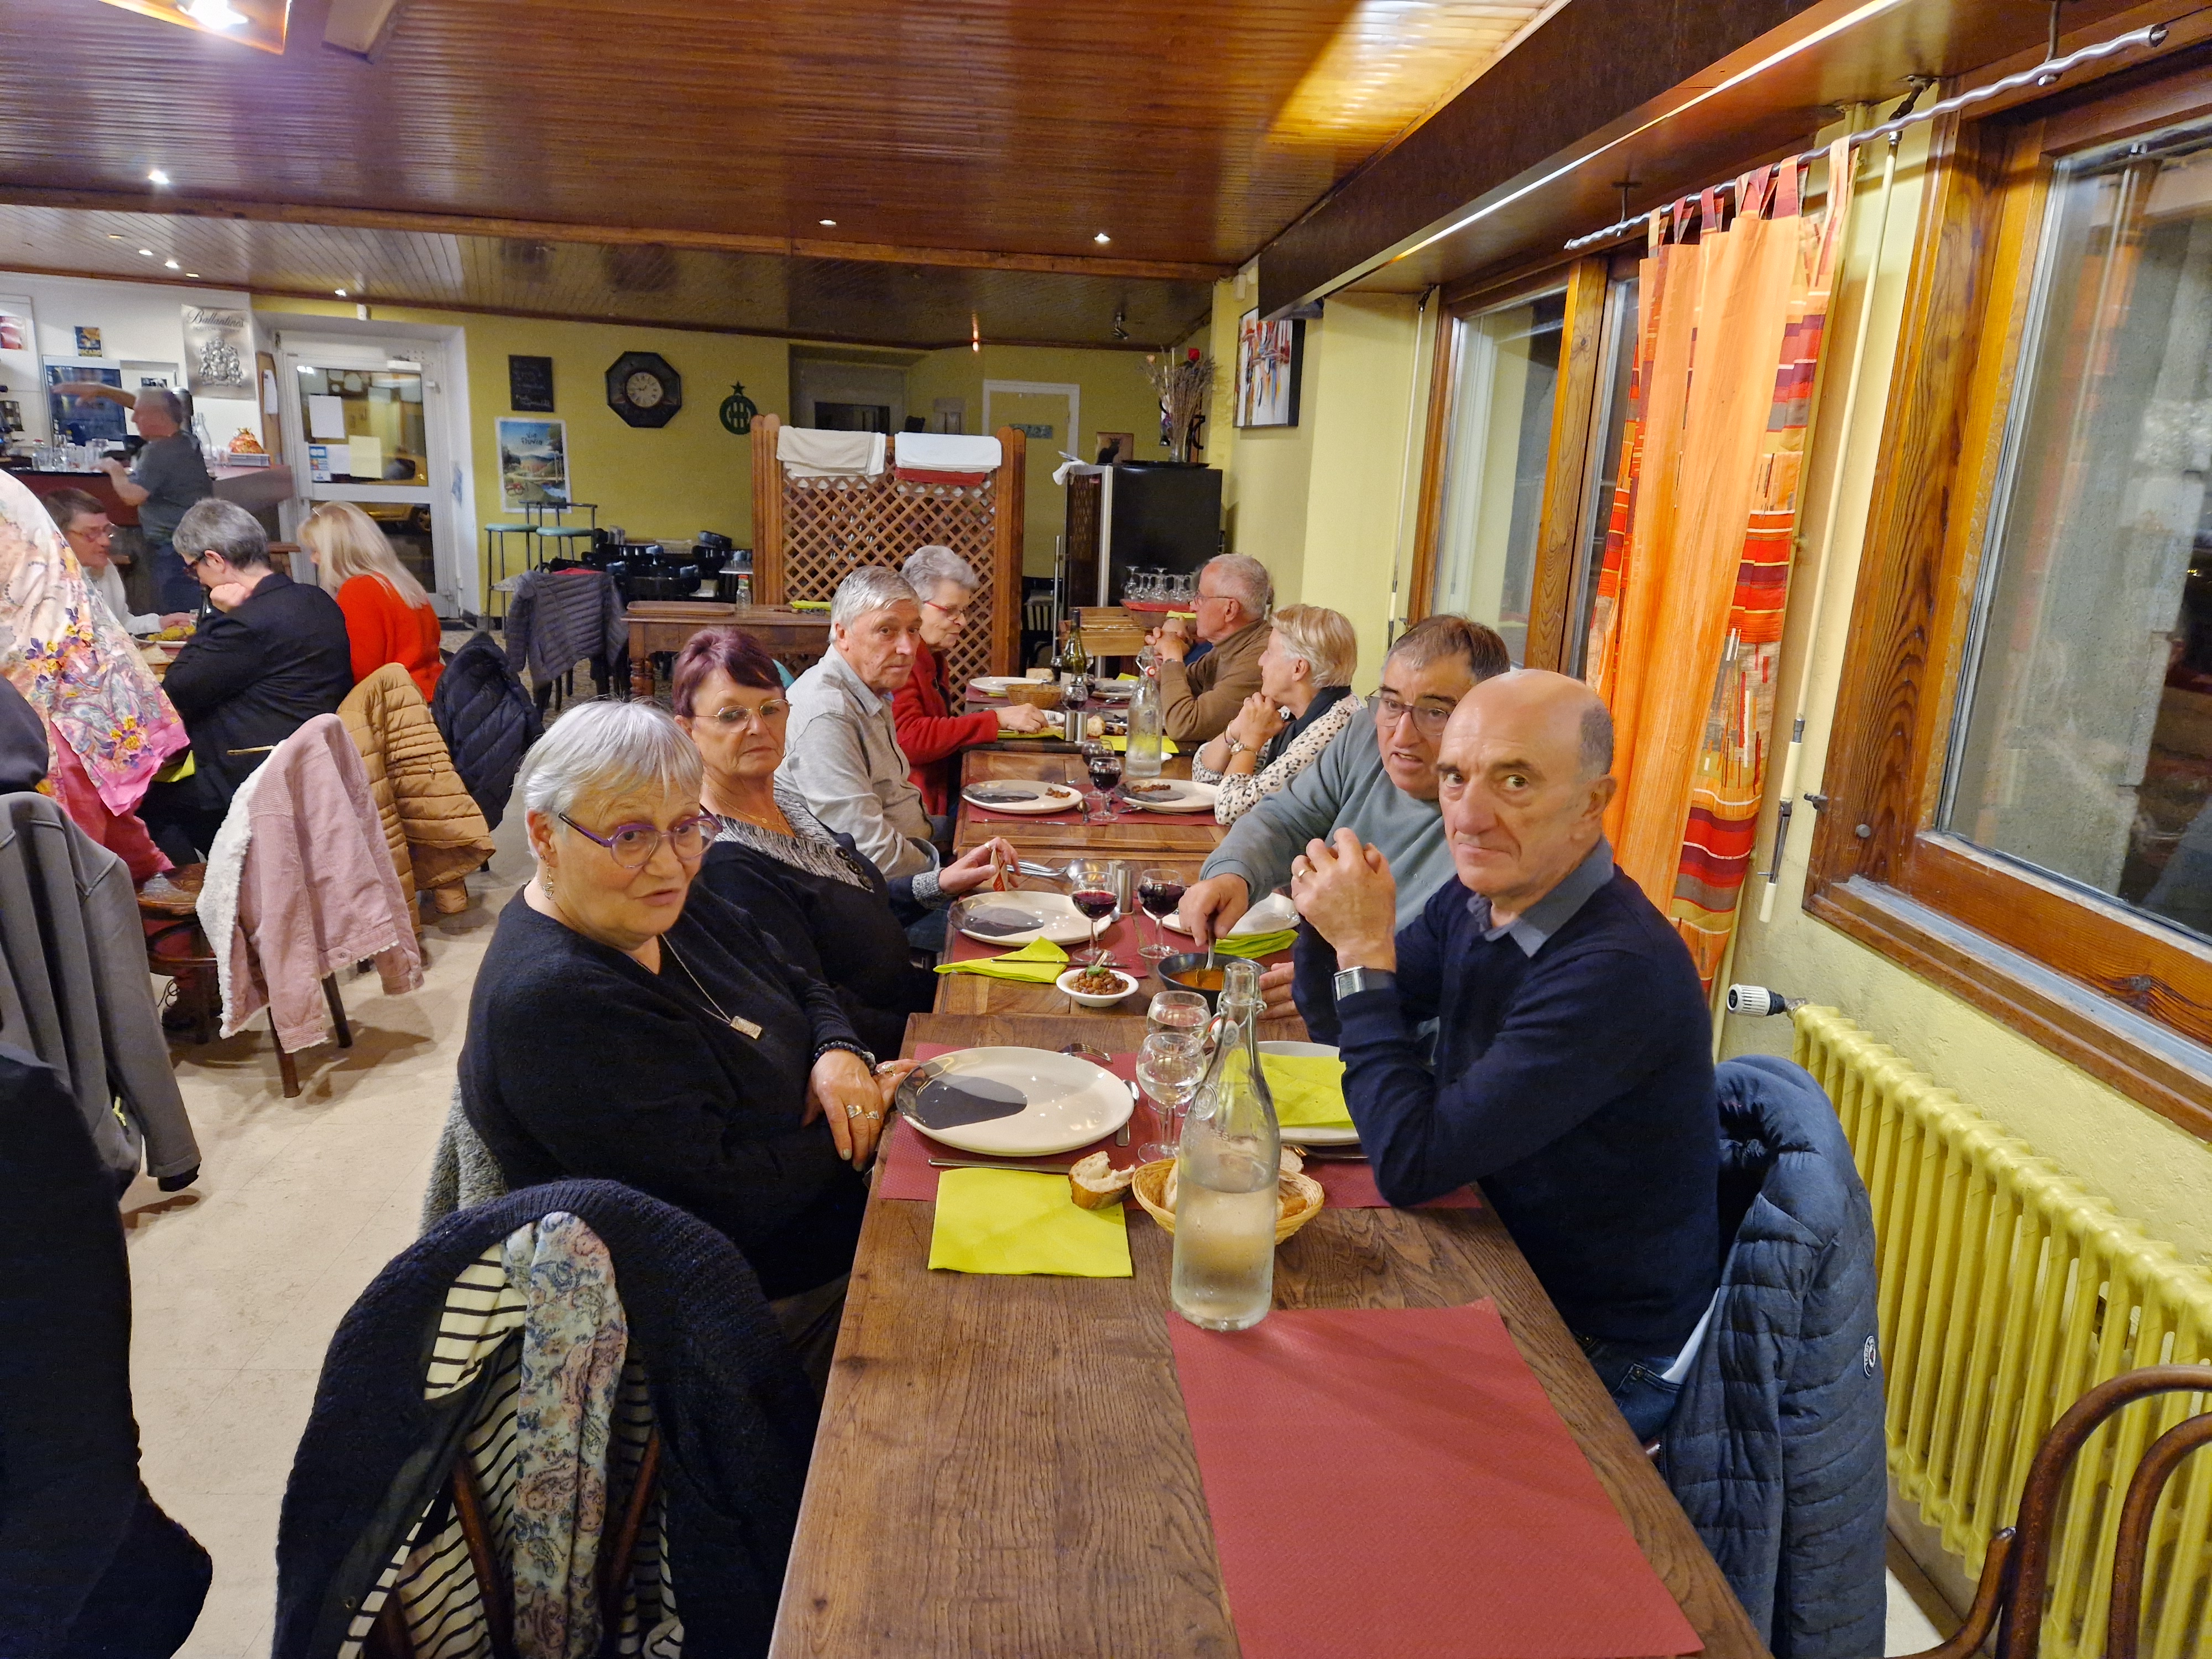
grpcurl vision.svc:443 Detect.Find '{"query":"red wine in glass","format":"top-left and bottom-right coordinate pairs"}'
top-left (1137, 869), bottom-right (1185, 963)
top-left (1087, 753), bottom-right (1123, 792)
top-left (1138, 877), bottom-right (1185, 916)
top-left (1071, 889), bottom-right (1120, 922)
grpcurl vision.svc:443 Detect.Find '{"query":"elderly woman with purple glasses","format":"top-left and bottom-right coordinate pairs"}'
top-left (457, 698), bottom-right (910, 1387)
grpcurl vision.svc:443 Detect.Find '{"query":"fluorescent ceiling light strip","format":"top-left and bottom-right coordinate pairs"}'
top-left (1386, 0), bottom-right (1914, 265)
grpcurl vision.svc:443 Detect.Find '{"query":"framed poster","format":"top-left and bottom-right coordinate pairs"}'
top-left (508, 354), bottom-right (555, 412)
top-left (181, 305), bottom-right (253, 397)
top-left (74, 326), bottom-right (102, 357)
top-left (1235, 310), bottom-right (1304, 428)
top-left (496, 417), bottom-right (569, 509)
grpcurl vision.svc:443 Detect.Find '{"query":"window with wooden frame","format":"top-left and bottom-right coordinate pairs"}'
top-left (1407, 257), bottom-right (1616, 669)
top-left (1812, 40), bottom-right (2212, 1142)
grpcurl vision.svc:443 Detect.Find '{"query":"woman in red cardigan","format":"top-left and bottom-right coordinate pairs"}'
top-left (301, 501), bottom-right (442, 700)
top-left (890, 545), bottom-right (1047, 814)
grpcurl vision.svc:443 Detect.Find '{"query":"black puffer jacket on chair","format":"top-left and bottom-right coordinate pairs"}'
top-left (1659, 1054), bottom-right (1887, 1659)
top-left (429, 630), bottom-right (541, 830)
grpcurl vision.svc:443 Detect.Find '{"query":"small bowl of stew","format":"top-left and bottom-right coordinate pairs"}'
top-left (1155, 952), bottom-right (1232, 1009)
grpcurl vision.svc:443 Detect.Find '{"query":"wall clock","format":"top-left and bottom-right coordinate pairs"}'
top-left (606, 351), bottom-right (682, 428)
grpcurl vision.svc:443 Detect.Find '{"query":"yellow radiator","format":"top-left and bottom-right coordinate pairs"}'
top-left (1791, 1007), bottom-right (2212, 1659)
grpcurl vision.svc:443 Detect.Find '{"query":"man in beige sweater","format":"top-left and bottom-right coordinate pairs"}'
top-left (1147, 552), bottom-right (1272, 744)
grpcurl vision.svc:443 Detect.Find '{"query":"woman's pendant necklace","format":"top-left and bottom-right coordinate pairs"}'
top-left (662, 938), bottom-right (762, 1039)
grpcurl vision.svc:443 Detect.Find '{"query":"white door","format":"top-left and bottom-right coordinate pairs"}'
top-left (278, 338), bottom-right (462, 616)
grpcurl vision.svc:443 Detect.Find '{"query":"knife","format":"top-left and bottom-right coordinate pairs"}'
top-left (928, 1157), bottom-right (1080, 1175)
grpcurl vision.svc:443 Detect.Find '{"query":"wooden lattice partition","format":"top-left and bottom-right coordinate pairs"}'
top-left (750, 414), bottom-right (1026, 691)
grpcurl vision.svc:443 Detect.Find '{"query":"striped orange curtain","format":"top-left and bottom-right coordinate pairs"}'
top-left (1585, 139), bottom-right (1855, 987)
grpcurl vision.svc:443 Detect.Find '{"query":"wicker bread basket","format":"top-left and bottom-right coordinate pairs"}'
top-left (1129, 1159), bottom-right (1325, 1244)
top-left (1003, 681), bottom-right (1065, 709)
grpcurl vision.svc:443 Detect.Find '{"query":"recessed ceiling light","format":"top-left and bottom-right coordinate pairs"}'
top-left (1094, 232), bottom-right (1112, 244)
top-left (185, 272), bottom-right (200, 278)
top-left (137, 248), bottom-right (154, 257)
top-left (148, 169), bottom-right (170, 186)
top-left (163, 258), bottom-right (180, 269)
top-left (181, 0), bottom-right (247, 28)
top-left (335, 288), bottom-right (348, 297)
top-left (819, 218), bottom-right (837, 227)
top-left (106, 233), bottom-right (124, 241)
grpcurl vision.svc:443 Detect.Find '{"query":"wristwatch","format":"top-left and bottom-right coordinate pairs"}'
top-left (1332, 966), bottom-right (1396, 1002)
top-left (1223, 734), bottom-right (1251, 757)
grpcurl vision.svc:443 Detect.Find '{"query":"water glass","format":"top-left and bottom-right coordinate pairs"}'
top-left (1137, 1031), bottom-right (1205, 1161)
top-left (1147, 990), bottom-right (1209, 1042)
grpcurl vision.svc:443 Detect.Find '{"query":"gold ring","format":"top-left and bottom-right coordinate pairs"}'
top-left (865, 1110), bottom-right (882, 1121)
top-left (844, 1102), bottom-right (864, 1119)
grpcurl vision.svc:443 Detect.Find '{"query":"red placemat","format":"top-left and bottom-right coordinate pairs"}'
top-left (1302, 1159), bottom-right (1480, 1211)
top-left (877, 1045), bottom-right (1162, 1201)
top-left (1170, 1299), bottom-right (1703, 1659)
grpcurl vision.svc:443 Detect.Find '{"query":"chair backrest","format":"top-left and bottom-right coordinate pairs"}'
top-left (1905, 1365), bottom-right (2212, 1659)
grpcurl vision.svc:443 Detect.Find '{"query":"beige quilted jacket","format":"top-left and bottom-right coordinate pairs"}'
top-left (340, 664), bottom-right (495, 906)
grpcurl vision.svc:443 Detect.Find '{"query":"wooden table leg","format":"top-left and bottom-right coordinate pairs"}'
top-left (629, 625), bottom-right (655, 699)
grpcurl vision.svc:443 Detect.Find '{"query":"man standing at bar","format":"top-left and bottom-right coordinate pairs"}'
top-left (1287, 670), bottom-right (1719, 1441)
top-left (60, 385), bottom-right (215, 614)
top-left (1145, 552), bottom-right (1272, 744)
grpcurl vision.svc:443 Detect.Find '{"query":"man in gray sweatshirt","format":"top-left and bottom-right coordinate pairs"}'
top-left (1179, 614), bottom-right (1510, 1009)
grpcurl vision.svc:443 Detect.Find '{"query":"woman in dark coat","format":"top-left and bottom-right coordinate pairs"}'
top-left (671, 627), bottom-right (1016, 1057)
top-left (458, 698), bottom-right (909, 1384)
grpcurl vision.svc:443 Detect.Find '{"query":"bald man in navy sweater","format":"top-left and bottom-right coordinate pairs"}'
top-left (1289, 670), bottom-right (1719, 1441)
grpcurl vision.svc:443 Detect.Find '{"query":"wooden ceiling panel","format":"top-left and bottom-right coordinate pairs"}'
top-left (0, 205), bottom-right (1212, 349)
top-left (1, 0), bottom-right (1561, 279)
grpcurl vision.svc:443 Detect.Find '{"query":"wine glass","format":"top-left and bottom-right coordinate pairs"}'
top-left (1083, 742), bottom-right (1123, 821)
top-left (1147, 989), bottom-right (1209, 1042)
top-left (1136, 1031), bottom-right (1205, 1161)
top-left (1067, 857), bottom-right (1120, 967)
top-left (1136, 865), bottom-right (1186, 964)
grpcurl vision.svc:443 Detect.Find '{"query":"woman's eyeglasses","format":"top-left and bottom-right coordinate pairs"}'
top-left (1373, 690), bottom-right (1457, 737)
top-left (559, 812), bottom-right (715, 868)
top-left (701, 701), bottom-right (788, 729)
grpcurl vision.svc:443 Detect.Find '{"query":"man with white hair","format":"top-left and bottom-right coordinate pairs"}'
top-left (779, 565), bottom-right (942, 882)
top-left (892, 544), bottom-right (1047, 815)
top-left (1145, 552), bottom-right (1272, 743)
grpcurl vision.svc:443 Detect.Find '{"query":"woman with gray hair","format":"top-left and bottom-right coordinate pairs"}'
top-left (892, 544), bottom-right (1048, 813)
top-left (458, 698), bottom-right (912, 1386)
top-left (1191, 603), bottom-right (1363, 825)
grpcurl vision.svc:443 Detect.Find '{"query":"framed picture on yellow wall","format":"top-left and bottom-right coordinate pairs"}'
top-left (496, 416), bottom-right (569, 509)
top-left (1235, 310), bottom-right (1303, 428)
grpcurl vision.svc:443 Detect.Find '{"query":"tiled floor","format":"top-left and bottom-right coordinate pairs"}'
top-left (124, 807), bottom-right (534, 1657)
top-left (121, 785), bottom-right (1963, 1656)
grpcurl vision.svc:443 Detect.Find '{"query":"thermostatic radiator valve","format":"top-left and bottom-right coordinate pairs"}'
top-left (1725, 984), bottom-right (1803, 1018)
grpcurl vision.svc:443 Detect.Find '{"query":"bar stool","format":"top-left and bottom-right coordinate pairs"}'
top-left (483, 523), bottom-right (536, 624)
top-left (535, 524), bottom-right (595, 565)
top-left (523, 500), bottom-right (599, 531)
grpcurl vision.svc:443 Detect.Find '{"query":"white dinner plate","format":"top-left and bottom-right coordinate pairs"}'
top-left (952, 890), bottom-right (1097, 948)
top-left (961, 779), bottom-right (1082, 816)
top-left (969, 676), bottom-right (1030, 696)
top-left (1259, 1040), bottom-right (1357, 1145)
top-left (896, 1046), bottom-right (1135, 1156)
top-left (1120, 778), bottom-right (1218, 813)
top-left (1094, 680), bottom-right (1136, 700)
top-left (1165, 889), bottom-right (1298, 938)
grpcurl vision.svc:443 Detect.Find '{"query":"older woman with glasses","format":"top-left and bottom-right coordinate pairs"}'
top-left (1191, 603), bottom-right (1363, 825)
top-left (890, 544), bottom-right (1048, 815)
top-left (674, 627), bottom-right (1016, 1056)
top-left (460, 698), bottom-right (907, 1385)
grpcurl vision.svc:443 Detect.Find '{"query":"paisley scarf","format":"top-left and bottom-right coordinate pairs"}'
top-left (0, 470), bottom-right (186, 813)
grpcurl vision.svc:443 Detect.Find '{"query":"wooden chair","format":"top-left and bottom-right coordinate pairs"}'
top-left (140, 864), bottom-right (354, 1099)
top-left (362, 1430), bottom-right (662, 1658)
top-left (1903, 1364), bottom-right (2212, 1659)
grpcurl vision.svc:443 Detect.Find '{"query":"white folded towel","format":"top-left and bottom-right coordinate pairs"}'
top-left (778, 427), bottom-right (886, 478)
top-left (893, 432), bottom-right (1003, 473)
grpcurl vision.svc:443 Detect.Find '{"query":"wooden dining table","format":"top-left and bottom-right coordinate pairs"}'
top-left (771, 1013), bottom-right (1767, 1658)
top-left (954, 749), bottom-right (1224, 856)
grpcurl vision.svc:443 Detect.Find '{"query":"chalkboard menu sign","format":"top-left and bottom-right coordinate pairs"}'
top-left (508, 354), bottom-right (555, 413)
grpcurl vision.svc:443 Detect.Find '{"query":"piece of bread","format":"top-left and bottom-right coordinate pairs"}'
top-left (1279, 1146), bottom-right (1304, 1177)
top-left (1068, 1151), bottom-right (1135, 1209)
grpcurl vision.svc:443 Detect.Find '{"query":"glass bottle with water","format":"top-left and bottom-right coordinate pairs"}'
top-left (1125, 659), bottom-right (1166, 781)
top-left (1171, 960), bottom-right (1280, 1331)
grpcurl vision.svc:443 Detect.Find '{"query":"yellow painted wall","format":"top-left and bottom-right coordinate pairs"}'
top-left (1715, 122), bottom-right (2212, 1267)
top-left (1212, 275), bottom-right (1434, 692)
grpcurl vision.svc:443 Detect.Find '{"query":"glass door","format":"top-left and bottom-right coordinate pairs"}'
top-left (280, 340), bottom-right (452, 612)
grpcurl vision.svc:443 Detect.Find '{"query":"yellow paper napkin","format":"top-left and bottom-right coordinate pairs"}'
top-left (1215, 929), bottom-right (1297, 959)
top-left (1262, 1053), bottom-right (1354, 1129)
top-left (933, 937), bottom-right (1071, 982)
top-left (1103, 736), bottom-right (1181, 755)
top-left (928, 1170), bottom-right (1133, 1276)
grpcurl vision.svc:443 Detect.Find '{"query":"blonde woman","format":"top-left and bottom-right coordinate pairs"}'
top-left (1191, 603), bottom-right (1362, 825)
top-left (300, 500), bottom-right (442, 698)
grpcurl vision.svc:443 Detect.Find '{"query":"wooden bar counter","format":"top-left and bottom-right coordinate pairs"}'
top-left (771, 1011), bottom-right (1766, 1658)
top-left (625, 602), bottom-right (831, 697)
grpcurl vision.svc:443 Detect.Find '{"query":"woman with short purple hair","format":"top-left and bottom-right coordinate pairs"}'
top-left (672, 627), bottom-right (1015, 1055)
